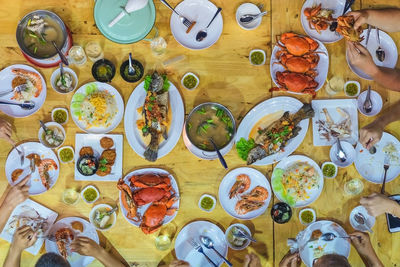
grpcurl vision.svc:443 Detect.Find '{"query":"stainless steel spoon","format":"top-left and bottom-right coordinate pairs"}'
top-left (200, 236), bottom-right (232, 267)
top-left (52, 41), bottom-right (69, 65)
top-left (336, 138), bottom-right (347, 163)
top-left (240, 11), bottom-right (267, 24)
top-left (196, 7), bottom-right (222, 42)
top-left (354, 212), bottom-right (373, 233)
top-left (0, 100), bottom-right (35, 110)
top-left (209, 138), bottom-right (228, 169)
top-left (376, 28), bottom-right (385, 62)
top-left (320, 232), bottom-right (350, 241)
top-left (128, 53), bottom-right (135, 76)
top-left (232, 227), bottom-right (257, 243)
top-left (363, 85), bottom-right (373, 113)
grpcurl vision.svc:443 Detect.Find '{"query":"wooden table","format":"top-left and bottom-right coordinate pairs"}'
top-left (0, 0), bottom-right (399, 266)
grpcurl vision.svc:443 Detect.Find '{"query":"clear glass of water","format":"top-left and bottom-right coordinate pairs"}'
top-left (155, 224), bottom-right (176, 250)
top-left (62, 188), bottom-right (80, 205)
top-left (68, 45), bottom-right (87, 66)
top-left (344, 178), bottom-right (364, 195)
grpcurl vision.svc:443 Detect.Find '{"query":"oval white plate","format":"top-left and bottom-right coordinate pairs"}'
top-left (5, 142), bottom-right (59, 195)
top-left (218, 167), bottom-right (271, 220)
top-left (45, 217), bottom-right (99, 267)
top-left (271, 155), bottom-right (324, 208)
top-left (355, 132), bottom-right (400, 184)
top-left (270, 36), bottom-right (329, 94)
top-left (170, 0), bottom-right (223, 50)
top-left (124, 80), bottom-right (184, 160)
top-left (0, 64), bottom-right (46, 117)
top-left (119, 168), bottom-right (180, 227)
top-left (235, 96), bottom-right (310, 165)
top-left (70, 82), bottom-right (124, 134)
top-left (175, 220), bottom-right (227, 267)
top-left (346, 29), bottom-right (398, 80)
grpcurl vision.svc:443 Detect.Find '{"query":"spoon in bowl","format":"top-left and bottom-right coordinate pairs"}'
top-left (196, 7), bottom-right (222, 42)
top-left (376, 28), bottom-right (385, 62)
top-left (240, 11), bottom-right (267, 24)
top-left (209, 138), bottom-right (228, 169)
top-left (363, 85), bottom-right (373, 114)
top-left (336, 138), bottom-right (347, 163)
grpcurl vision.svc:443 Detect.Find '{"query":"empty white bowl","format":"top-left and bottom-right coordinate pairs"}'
top-left (357, 89), bottom-right (383, 116)
top-left (38, 122), bottom-right (65, 149)
top-left (329, 141), bottom-right (356, 168)
top-left (225, 223), bottom-right (251, 250)
top-left (50, 67), bottom-right (78, 94)
top-left (89, 203), bottom-right (117, 231)
top-left (236, 3), bottom-right (263, 30)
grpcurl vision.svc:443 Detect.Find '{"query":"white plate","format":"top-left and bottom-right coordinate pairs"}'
top-left (218, 167), bottom-right (271, 220)
top-left (119, 168), bottom-right (180, 227)
top-left (70, 82), bottom-right (124, 134)
top-left (235, 96), bottom-right (310, 165)
top-left (45, 217), bottom-right (99, 267)
top-left (270, 37), bottom-right (329, 94)
top-left (74, 133), bottom-right (123, 181)
top-left (355, 132), bottom-right (400, 183)
top-left (357, 90), bottom-right (383, 117)
top-left (350, 205), bottom-right (375, 232)
top-left (5, 142), bottom-right (60, 195)
top-left (271, 155), bottom-right (324, 208)
top-left (297, 220), bottom-right (350, 267)
top-left (329, 141), bottom-right (356, 168)
top-left (170, 0), bottom-right (223, 50)
top-left (311, 99), bottom-right (358, 146)
top-left (0, 64), bottom-right (46, 117)
top-left (346, 29), bottom-right (398, 80)
top-left (0, 199), bottom-right (58, 255)
top-left (300, 0), bottom-right (349, 43)
top-left (175, 220), bottom-right (228, 267)
top-left (124, 80), bottom-right (184, 160)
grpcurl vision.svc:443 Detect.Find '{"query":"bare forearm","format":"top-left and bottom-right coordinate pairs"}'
top-left (0, 203), bottom-right (16, 233)
top-left (3, 246), bottom-right (22, 267)
top-left (374, 99), bottom-right (400, 129)
top-left (95, 249), bottom-right (127, 267)
top-left (365, 8), bottom-right (400, 32)
top-left (369, 66), bottom-right (400, 93)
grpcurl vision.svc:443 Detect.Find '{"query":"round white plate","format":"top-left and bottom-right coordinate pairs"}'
top-left (350, 205), bottom-right (375, 232)
top-left (170, 0), bottom-right (223, 50)
top-left (45, 217), bottom-right (99, 267)
top-left (270, 36), bottom-right (329, 94)
top-left (355, 132), bottom-right (400, 183)
top-left (175, 220), bottom-right (228, 267)
top-left (271, 155), bottom-right (324, 208)
top-left (297, 220), bottom-right (350, 267)
top-left (235, 96), bottom-right (310, 165)
top-left (124, 80), bottom-right (184, 160)
top-left (357, 90), bottom-right (383, 117)
top-left (119, 168), bottom-right (180, 227)
top-left (70, 82), bottom-right (124, 134)
top-left (218, 167), bottom-right (271, 220)
top-left (300, 0), bottom-right (349, 43)
top-left (5, 142), bottom-right (59, 195)
top-left (329, 141), bottom-right (356, 168)
top-left (0, 64), bottom-right (46, 117)
top-left (346, 29), bottom-right (398, 80)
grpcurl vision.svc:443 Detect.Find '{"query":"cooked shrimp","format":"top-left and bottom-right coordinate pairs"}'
top-left (229, 174), bottom-right (251, 199)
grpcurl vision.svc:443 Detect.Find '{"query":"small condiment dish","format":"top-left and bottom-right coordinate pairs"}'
top-left (198, 194), bottom-right (216, 212)
top-left (357, 89), bottom-right (383, 117)
top-left (81, 185), bottom-right (100, 204)
top-left (51, 107), bottom-right (69, 125)
top-left (57, 146), bottom-right (75, 164)
top-left (329, 141), bottom-right (356, 168)
top-left (92, 58), bottom-right (116, 83)
top-left (344, 80), bottom-right (361, 97)
top-left (321, 162), bottom-right (338, 179)
top-left (120, 58), bottom-right (144, 83)
top-left (89, 203), bottom-right (117, 231)
top-left (38, 121), bottom-right (66, 149)
top-left (50, 67), bottom-right (78, 94)
top-left (350, 205), bottom-right (375, 232)
top-left (249, 49), bottom-right (266, 66)
top-left (299, 208), bottom-right (316, 226)
top-left (181, 72), bottom-right (199, 91)
top-left (236, 3), bottom-right (263, 30)
top-left (225, 223), bottom-right (251, 250)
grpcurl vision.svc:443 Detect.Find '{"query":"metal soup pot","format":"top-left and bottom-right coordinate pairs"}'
top-left (184, 102), bottom-right (236, 160)
top-left (16, 10), bottom-right (68, 59)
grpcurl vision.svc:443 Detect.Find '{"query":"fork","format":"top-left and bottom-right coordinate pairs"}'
top-left (188, 238), bottom-right (218, 267)
top-left (381, 153), bottom-right (390, 194)
top-left (160, 0), bottom-right (193, 28)
top-left (0, 84), bottom-right (28, 98)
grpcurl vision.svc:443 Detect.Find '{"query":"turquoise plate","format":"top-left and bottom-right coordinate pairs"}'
top-left (94, 0), bottom-right (156, 44)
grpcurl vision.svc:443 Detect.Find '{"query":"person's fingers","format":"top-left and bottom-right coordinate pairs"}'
top-left (353, 42), bottom-right (369, 55)
top-left (17, 175), bottom-right (31, 187)
top-left (17, 225), bottom-right (31, 233)
top-left (243, 254), bottom-right (251, 267)
top-left (367, 137), bottom-right (379, 149)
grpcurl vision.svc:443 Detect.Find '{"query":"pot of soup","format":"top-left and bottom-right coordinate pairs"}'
top-left (184, 102), bottom-right (236, 160)
top-left (16, 10), bottom-right (68, 60)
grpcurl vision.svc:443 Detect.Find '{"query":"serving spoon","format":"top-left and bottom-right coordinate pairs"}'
top-left (209, 138), bottom-right (228, 169)
top-left (196, 7), bottom-right (222, 42)
top-left (240, 11), bottom-right (267, 24)
top-left (0, 100), bottom-right (35, 110)
top-left (200, 236), bottom-right (232, 267)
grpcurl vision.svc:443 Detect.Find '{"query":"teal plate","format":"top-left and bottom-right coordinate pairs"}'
top-left (94, 0), bottom-right (156, 44)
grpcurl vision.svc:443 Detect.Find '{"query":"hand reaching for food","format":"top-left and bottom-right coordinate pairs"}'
top-left (0, 118), bottom-right (13, 143)
top-left (346, 41), bottom-right (377, 76)
top-left (11, 225), bottom-right (38, 251)
top-left (359, 120), bottom-right (384, 149)
top-left (360, 193), bottom-right (400, 217)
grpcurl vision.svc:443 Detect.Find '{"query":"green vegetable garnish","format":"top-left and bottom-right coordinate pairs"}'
top-left (236, 138), bottom-right (256, 161)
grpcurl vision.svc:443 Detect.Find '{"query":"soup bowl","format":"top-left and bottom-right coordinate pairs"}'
top-left (184, 102), bottom-right (236, 160)
top-left (16, 10), bottom-right (68, 60)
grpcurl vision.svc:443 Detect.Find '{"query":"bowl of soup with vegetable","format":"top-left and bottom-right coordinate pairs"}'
top-left (16, 10), bottom-right (67, 59)
top-left (186, 102), bottom-right (236, 153)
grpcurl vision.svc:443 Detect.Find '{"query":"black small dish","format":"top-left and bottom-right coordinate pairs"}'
top-left (271, 202), bottom-right (292, 224)
top-left (92, 59), bottom-right (116, 83)
top-left (77, 155), bottom-right (99, 176)
top-left (120, 59), bottom-right (144, 83)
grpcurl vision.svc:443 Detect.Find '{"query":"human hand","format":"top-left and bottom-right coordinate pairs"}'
top-left (169, 260), bottom-right (190, 267)
top-left (243, 253), bottom-right (262, 267)
top-left (279, 251), bottom-right (300, 267)
top-left (0, 118), bottom-right (13, 143)
top-left (2, 175), bottom-right (30, 210)
top-left (347, 10), bottom-right (370, 30)
top-left (349, 231), bottom-right (375, 256)
top-left (359, 120), bottom-right (385, 149)
top-left (11, 225), bottom-right (37, 252)
top-left (360, 193), bottom-right (398, 217)
top-left (70, 236), bottom-right (101, 257)
top-left (346, 41), bottom-right (377, 76)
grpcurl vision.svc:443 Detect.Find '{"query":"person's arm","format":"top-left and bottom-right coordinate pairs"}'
top-left (349, 9), bottom-right (400, 32)
top-left (350, 232), bottom-right (383, 267)
top-left (359, 100), bottom-right (400, 149)
top-left (4, 225), bottom-right (37, 267)
top-left (279, 251), bottom-right (300, 267)
top-left (70, 237), bottom-right (127, 267)
top-left (360, 193), bottom-right (400, 217)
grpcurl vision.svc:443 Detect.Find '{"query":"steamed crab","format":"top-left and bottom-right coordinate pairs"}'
top-left (303, 4), bottom-right (335, 33)
top-left (336, 16), bottom-right (364, 42)
top-left (270, 71), bottom-right (318, 97)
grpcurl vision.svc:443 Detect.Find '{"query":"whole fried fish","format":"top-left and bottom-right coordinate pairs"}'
top-left (247, 104), bottom-right (314, 165)
top-left (143, 72), bottom-right (169, 162)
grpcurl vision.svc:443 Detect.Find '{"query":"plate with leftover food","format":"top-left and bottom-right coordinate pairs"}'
top-left (74, 133), bottom-right (123, 181)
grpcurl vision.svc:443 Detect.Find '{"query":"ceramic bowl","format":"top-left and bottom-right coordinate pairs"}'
top-left (344, 80), bottom-right (361, 97)
top-left (236, 3), bottom-right (263, 30)
top-left (329, 141), bottom-right (356, 168)
top-left (81, 185), bottom-right (100, 204)
top-left (249, 49), bottom-right (266, 66)
top-left (299, 208), bottom-right (316, 226)
top-left (225, 223), bottom-right (251, 250)
top-left (357, 89), bottom-right (383, 116)
top-left (181, 72), bottom-right (200, 90)
top-left (321, 162), bottom-right (338, 179)
top-left (89, 203), bottom-right (117, 231)
top-left (38, 122), bottom-right (65, 149)
top-left (57, 146), bottom-right (74, 164)
top-left (198, 194), bottom-right (216, 212)
top-left (51, 107), bottom-right (69, 125)
top-left (50, 67), bottom-right (78, 94)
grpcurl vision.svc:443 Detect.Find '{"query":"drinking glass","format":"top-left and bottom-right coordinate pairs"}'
top-left (144, 27), bottom-right (167, 56)
top-left (68, 45), bottom-right (87, 66)
top-left (344, 178), bottom-right (364, 195)
top-left (62, 188), bottom-right (80, 205)
top-left (155, 223), bottom-right (176, 250)
top-left (325, 76), bottom-right (345, 96)
top-left (85, 41), bottom-right (104, 62)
